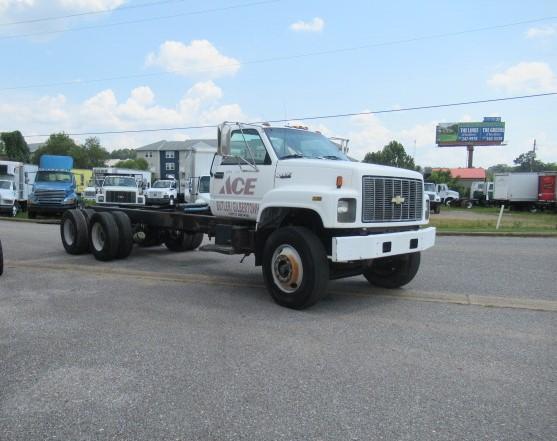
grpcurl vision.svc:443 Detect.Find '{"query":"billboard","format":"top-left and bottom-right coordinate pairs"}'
top-left (436, 118), bottom-right (505, 146)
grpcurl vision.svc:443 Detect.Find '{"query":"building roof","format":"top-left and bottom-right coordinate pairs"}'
top-left (433, 167), bottom-right (486, 180)
top-left (135, 139), bottom-right (217, 152)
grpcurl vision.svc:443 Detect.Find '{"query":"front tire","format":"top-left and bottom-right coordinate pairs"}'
top-left (363, 252), bottom-right (420, 289)
top-left (262, 227), bottom-right (329, 309)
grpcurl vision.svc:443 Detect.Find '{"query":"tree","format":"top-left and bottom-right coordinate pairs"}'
top-left (83, 137), bottom-right (110, 167)
top-left (513, 149), bottom-right (545, 172)
top-left (110, 148), bottom-right (137, 160)
top-left (363, 141), bottom-right (417, 170)
top-left (1, 131), bottom-right (30, 162)
top-left (32, 133), bottom-right (79, 164)
top-left (114, 158), bottom-right (149, 171)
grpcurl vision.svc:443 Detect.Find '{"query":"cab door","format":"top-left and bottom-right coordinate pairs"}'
top-left (210, 126), bottom-right (276, 220)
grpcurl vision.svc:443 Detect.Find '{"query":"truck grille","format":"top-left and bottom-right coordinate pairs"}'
top-left (362, 176), bottom-right (423, 222)
top-left (106, 191), bottom-right (136, 204)
top-left (34, 189), bottom-right (65, 205)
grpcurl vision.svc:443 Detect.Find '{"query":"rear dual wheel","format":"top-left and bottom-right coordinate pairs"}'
top-left (89, 211), bottom-right (133, 261)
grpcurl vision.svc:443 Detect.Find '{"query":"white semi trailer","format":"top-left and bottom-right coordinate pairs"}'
top-left (493, 172), bottom-right (539, 209)
top-left (0, 160), bottom-right (38, 216)
top-left (59, 122), bottom-right (436, 309)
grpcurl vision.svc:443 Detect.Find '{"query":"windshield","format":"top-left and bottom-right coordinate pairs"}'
top-left (424, 183), bottom-right (436, 192)
top-left (199, 176), bottom-right (210, 193)
top-left (264, 128), bottom-right (349, 160)
top-left (0, 181), bottom-right (12, 189)
top-left (153, 180), bottom-right (172, 188)
top-left (103, 176), bottom-right (136, 187)
top-left (36, 171), bottom-right (72, 183)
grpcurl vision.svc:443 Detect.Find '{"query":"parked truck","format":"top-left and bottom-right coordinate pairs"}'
top-left (144, 178), bottom-right (178, 206)
top-left (424, 182), bottom-right (441, 214)
top-left (538, 172), bottom-right (557, 210)
top-left (493, 172), bottom-right (539, 210)
top-left (0, 160), bottom-right (38, 216)
top-left (181, 144), bottom-right (217, 201)
top-left (59, 122), bottom-right (436, 309)
top-left (27, 155), bottom-right (78, 218)
top-left (434, 183), bottom-right (460, 206)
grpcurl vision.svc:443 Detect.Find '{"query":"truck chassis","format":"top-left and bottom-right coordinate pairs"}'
top-left (60, 204), bottom-right (431, 309)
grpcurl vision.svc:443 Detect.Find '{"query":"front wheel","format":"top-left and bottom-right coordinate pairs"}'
top-left (363, 252), bottom-right (420, 289)
top-left (262, 227), bottom-right (329, 309)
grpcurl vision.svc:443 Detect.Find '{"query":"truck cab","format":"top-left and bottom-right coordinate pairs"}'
top-left (145, 179), bottom-right (178, 206)
top-left (96, 175), bottom-right (146, 206)
top-left (0, 180), bottom-right (18, 216)
top-left (424, 182), bottom-right (441, 214)
top-left (435, 183), bottom-right (459, 206)
top-left (28, 155), bottom-right (78, 218)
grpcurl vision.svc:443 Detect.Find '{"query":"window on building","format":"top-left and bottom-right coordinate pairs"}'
top-left (165, 163), bottom-right (175, 171)
top-left (165, 151), bottom-right (175, 159)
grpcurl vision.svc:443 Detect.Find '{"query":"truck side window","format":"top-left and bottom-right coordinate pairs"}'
top-left (222, 129), bottom-right (270, 165)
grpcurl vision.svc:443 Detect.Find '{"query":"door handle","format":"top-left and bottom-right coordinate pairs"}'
top-left (214, 172), bottom-right (224, 179)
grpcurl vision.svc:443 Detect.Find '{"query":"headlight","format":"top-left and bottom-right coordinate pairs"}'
top-left (98, 195), bottom-right (105, 202)
top-left (63, 198), bottom-right (76, 205)
top-left (337, 198), bottom-right (356, 223)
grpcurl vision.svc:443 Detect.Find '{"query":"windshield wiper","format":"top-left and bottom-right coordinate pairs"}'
top-left (280, 153), bottom-right (305, 159)
top-left (318, 155), bottom-right (343, 160)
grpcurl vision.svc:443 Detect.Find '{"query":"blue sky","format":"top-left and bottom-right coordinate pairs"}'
top-left (0, 0), bottom-right (556, 168)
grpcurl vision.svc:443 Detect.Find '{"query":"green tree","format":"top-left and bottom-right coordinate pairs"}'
top-left (32, 133), bottom-right (78, 164)
top-left (1, 131), bottom-right (30, 162)
top-left (83, 137), bottom-right (110, 167)
top-left (114, 158), bottom-right (149, 171)
top-left (513, 149), bottom-right (543, 172)
top-left (110, 148), bottom-right (137, 160)
top-left (363, 140), bottom-right (417, 170)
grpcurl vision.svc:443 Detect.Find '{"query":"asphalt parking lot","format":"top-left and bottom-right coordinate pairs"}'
top-left (1, 220), bottom-right (556, 441)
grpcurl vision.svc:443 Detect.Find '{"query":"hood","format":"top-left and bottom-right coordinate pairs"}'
top-left (33, 181), bottom-right (73, 191)
top-left (0, 188), bottom-right (15, 199)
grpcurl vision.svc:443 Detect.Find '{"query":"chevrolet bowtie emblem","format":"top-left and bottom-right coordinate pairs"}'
top-left (391, 195), bottom-right (405, 205)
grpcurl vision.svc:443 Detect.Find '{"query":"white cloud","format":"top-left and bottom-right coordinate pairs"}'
top-left (347, 113), bottom-right (393, 158)
top-left (525, 26), bottom-right (556, 39)
top-left (1, 82), bottom-right (250, 149)
top-left (487, 62), bottom-right (557, 93)
top-left (145, 40), bottom-right (240, 79)
top-left (290, 17), bottom-right (324, 32)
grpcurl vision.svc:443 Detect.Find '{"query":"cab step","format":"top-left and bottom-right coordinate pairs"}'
top-left (199, 244), bottom-right (236, 255)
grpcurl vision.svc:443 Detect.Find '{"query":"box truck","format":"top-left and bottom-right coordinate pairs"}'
top-left (493, 172), bottom-right (539, 209)
top-left (0, 160), bottom-right (38, 216)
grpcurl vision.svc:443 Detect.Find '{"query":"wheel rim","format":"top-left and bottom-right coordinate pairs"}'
top-left (91, 222), bottom-right (105, 251)
top-left (63, 218), bottom-right (76, 246)
top-left (12, 205), bottom-right (17, 217)
top-left (271, 245), bottom-right (304, 293)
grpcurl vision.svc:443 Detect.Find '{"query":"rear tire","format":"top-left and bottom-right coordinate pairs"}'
top-left (363, 252), bottom-right (420, 289)
top-left (60, 209), bottom-right (89, 255)
top-left (111, 211), bottom-right (134, 259)
top-left (89, 212), bottom-right (120, 261)
top-left (262, 226), bottom-right (329, 309)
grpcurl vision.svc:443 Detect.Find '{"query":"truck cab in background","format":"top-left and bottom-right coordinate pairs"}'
top-left (424, 182), bottom-right (441, 214)
top-left (96, 175), bottom-right (146, 206)
top-left (185, 175), bottom-right (211, 205)
top-left (28, 155), bottom-right (78, 218)
top-left (145, 179), bottom-right (178, 206)
top-left (435, 183), bottom-right (460, 206)
top-left (0, 160), bottom-right (38, 217)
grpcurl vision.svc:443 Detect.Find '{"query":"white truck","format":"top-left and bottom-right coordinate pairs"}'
top-left (493, 172), bottom-right (539, 210)
top-left (145, 179), bottom-right (178, 206)
top-left (424, 182), bottom-right (441, 214)
top-left (96, 175), bottom-right (146, 206)
top-left (435, 183), bottom-right (460, 206)
top-left (180, 144), bottom-right (217, 200)
top-left (0, 160), bottom-right (38, 216)
top-left (59, 122), bottom-right (436, 309)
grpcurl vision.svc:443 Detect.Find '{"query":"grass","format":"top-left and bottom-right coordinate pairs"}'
top-left (430, 207), bottom-right (557, 234)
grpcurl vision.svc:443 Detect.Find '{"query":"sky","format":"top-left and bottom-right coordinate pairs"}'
top-left (0, 0), bottom-right (556, 168)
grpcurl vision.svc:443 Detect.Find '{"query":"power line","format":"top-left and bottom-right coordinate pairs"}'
top-left (0, 0), bottom-right (185, 27)
top-left (2, 14), bottom-right (555, 91)
top-left (0, 0), bottom-right (281, 40)
top-left (22, 91), bottom-right (557, 138)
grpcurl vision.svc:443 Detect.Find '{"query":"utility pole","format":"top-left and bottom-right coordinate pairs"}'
top-left (530, 139), bottom-right (536, 172)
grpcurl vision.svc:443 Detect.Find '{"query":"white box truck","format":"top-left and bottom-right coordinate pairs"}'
top-left (180, 144), bottom-right (217, 202)
top-left (493, 172), bottom-right (539, 209)
top-left (0, 160), bottom-right (38, 216)
top-left (59, 122), bottom-right (436, 310)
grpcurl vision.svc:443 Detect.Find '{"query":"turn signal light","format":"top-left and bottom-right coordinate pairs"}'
top-left (336, 176), bottom-right (343, 188)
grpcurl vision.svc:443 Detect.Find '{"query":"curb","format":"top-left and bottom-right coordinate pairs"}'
top-left (0, 217), bottom-right (60, 225)
top-left (437, 231), bottom-right (557, 238)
